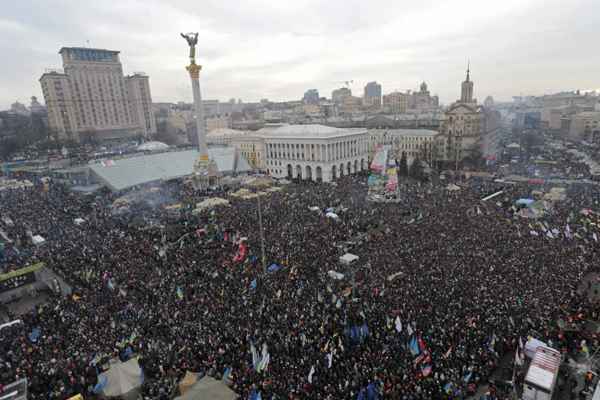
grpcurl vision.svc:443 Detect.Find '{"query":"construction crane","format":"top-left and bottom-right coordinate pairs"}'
top-left (334, 80), bottom-right (353, 88)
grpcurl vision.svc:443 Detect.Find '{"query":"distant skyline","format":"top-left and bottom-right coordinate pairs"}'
top-left (1, 0), bottom-right (599, 110)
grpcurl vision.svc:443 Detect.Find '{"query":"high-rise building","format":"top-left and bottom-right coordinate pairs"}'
top-left (363, 81), bottom-right (382, 108)
top-left (303, 89), bottom-right (320, 105)
top-left (126, 73), bottom-right (156, 137)
top-left (383, 92), bottom-right (408, 114)
top-left (332, 87), bottom-right (352, 104)
top-left (39, 47), bottom-right (156, 142)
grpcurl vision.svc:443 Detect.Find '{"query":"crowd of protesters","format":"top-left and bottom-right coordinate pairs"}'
top-left (1, 171), bottom-right (600, 400)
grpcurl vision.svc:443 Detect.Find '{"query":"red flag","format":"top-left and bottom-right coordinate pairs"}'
top-left (233, 241), bottom-right (248, 263)
top-left (418, 336), bottom-right (428, 353)
top-left (422, 364), bottom-right (432, 377)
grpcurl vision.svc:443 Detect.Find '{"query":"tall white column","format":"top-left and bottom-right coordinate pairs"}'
top-left (191, 75), bottom-right (208, 158)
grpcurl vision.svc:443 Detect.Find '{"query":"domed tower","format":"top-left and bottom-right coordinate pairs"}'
top-left (420, 81), bottom-right (428, 93)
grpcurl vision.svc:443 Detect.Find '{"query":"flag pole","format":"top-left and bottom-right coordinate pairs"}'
top-left (257, 194), bottom-right (266, 273)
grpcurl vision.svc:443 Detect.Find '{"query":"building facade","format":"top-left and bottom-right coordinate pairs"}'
top-left (339, 96), bottom-right (363, 115)
top-left (332, 87), bottom-right (352, 104)
top-left (125, 73), bottom-right (156, 137)
top-left (437, 67), bottom-right (483, 164)
top-left (407, 82), bottom-right (440, 111)
top-left (367, 129), bottom-right (439, 165)
top-left (303, 89), bottom-right (320, 105)
top-left (364, 81), bottom-right (382, 108)
top-left (383, 92), bottom-right (408, 114)
top-left (39, 47), bottom-right (156, 142)
top-left (262, 124), bottom-right (368, 182)
top-left (438, 103), bottom-right (483, 163)
top-left (10, 102), bottom-right (29, 116)
top-left (568, 111), bottom-right (600, 142)
top-left (206, 128), bottom-right (266, 170)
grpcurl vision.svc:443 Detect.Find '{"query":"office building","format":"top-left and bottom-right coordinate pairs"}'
top-left (363, 81), bottom-right (382, 108)
top-left (383, 92), bottom-right (408, 114)
top-left (332, 87), bottom-right (352, 104)
top-left (303, 89), bottom-right (320, 105)
top-left (39, 47), bottom-right (156, 142)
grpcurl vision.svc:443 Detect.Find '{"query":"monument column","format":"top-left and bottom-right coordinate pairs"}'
top-left (181, 32), bottom-right (218, 189)
top-left (187, 63), bottom-right (208, 160)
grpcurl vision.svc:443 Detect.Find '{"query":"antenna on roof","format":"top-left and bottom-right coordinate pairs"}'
top-left (85, 40), bottom-right (90, 48)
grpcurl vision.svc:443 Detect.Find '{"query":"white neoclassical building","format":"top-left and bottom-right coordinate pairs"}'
top-left (261, 124), bottom-right (368, 182)
top-left (207, 128), bottom-right (266, 170)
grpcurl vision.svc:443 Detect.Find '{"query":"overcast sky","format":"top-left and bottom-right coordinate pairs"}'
top-left (1, 0), bottom-right (599, 110)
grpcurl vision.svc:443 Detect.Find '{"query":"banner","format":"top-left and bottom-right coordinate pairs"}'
top-left (385, 168), bottom-right (398, 192)
top-left (0, 262), bottom-right (44, 282)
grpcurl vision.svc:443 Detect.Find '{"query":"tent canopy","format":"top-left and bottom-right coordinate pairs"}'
top-left (99, 358), bottom-right (142, 399)
top-left (178, 372), bottom-right (199, 396)
top-left (175, 376), bottom-right (236, 400)
top-left (339, 253), bottom-right (359, 265)
top-left (516, 198), bottom-right (535, 207)
top-left (524, 337), bottom-right (548, 359)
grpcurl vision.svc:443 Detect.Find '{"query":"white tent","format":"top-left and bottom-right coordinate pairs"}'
top-left (31, 235), bottom-right (45, 246)
top-left (193, 198), bottom-right (230, 214)
top-left (339, 253), bottom-right (359, 265)
top-left (175, 376), bottom-right (236, 400)
top-left (136, 141), bottom-right (169, 152)
top-left (524, 337), bottom-right (548, 359)
top-left (99, 358), bottom-right (143, 399)
top-left (325, 212), bottom-right (339, 220)
top-left (327, 270), bottom-right (345, 280)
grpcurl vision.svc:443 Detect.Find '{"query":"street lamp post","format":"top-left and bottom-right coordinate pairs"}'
top-left (257, 194), bottom-right (267, 273)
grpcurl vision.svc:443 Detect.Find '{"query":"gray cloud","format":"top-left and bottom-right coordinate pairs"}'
top-left (1, 0), bottom-right (599, 109)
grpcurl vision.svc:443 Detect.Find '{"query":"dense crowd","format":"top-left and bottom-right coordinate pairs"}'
top-left (1, 172), bottom-right (600, 399)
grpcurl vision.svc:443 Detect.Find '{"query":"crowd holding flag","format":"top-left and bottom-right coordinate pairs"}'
top-left (394, 316), bottom-right (402, 333)
top-left (233, 238), bottom-right (248, 263)
top-left (408, 335), bottom-right (420, 357)
top-left (307, 365), bottom-right (315, 384)
top-left (251, 342), bottom-right (270, 373)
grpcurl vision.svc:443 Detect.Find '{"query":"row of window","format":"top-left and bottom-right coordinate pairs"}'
top-left (267, 140), bottom-right (366, 162)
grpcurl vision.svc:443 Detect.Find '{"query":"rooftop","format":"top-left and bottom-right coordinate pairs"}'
top-left (59, 47), bottom-right (120, 54)
top-left (89, 147), bottom-right (252, 192)
top-left (575, 111), bottom-right (600, 118)
top-left (370, 128), bottom-right (439, 137)
top-left (207, 128), bottom-right (248, 137)
top-left (259, 124), bottom-right (365, 139)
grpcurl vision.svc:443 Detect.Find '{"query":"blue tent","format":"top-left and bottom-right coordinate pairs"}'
top-left (516, 198), bottom-right (535, 207)
top-left (267, 264), bottom-right (282, 273)
top-left (28, 327), bottom-right (41, 343)
top-left (92, 375), bottom-right (108, 394)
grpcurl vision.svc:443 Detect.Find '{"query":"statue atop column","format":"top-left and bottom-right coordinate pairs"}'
top-left (180, 32), bottom-right (199, 64)
top-left (180, 31), bottom-right (219, 190)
